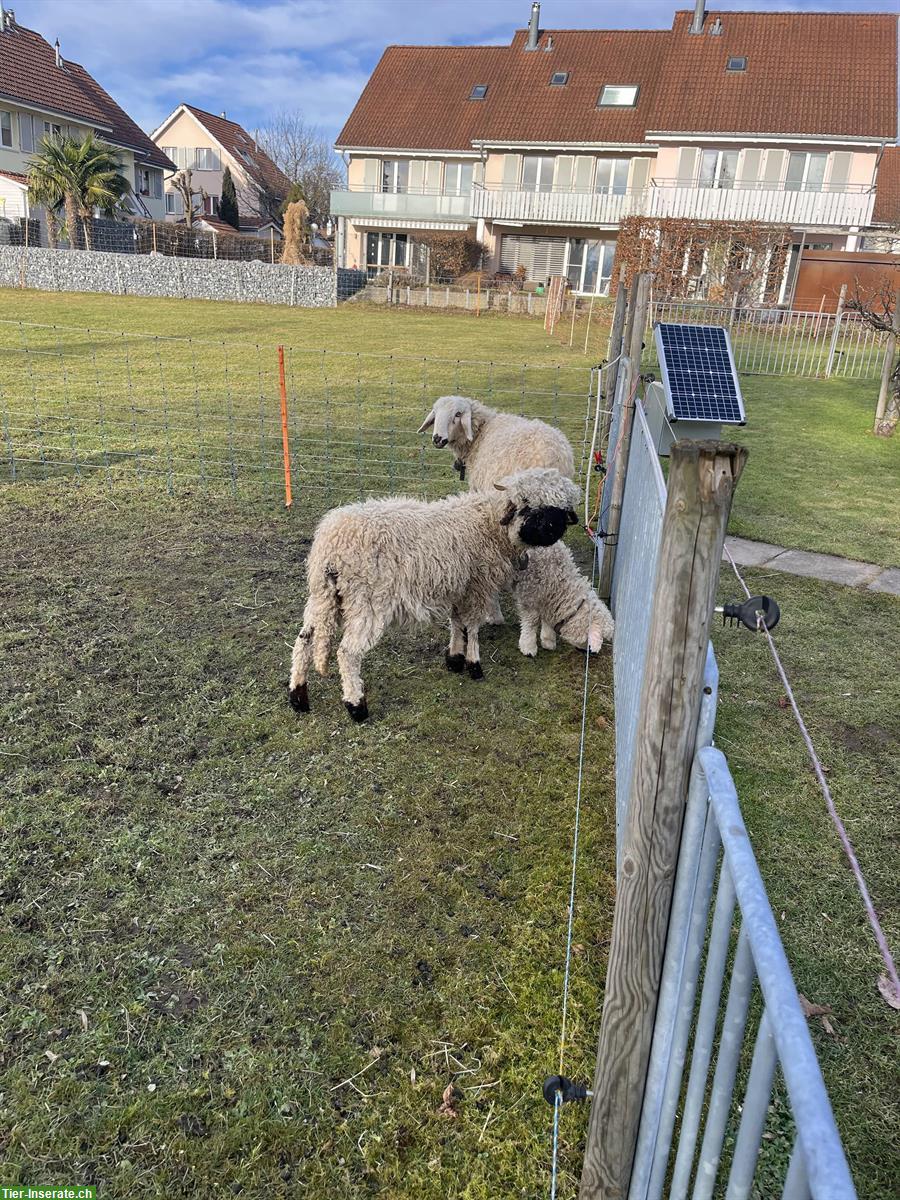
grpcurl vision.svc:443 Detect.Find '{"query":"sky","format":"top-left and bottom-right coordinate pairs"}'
top-left (16, 0), bottom-right (895, 144)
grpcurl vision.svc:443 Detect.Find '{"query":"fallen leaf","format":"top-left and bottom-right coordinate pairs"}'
top-left (798, 993), bottom-right (832, 1020)
top-left (410, 1068), bottom-right (416, 1084)
top-left (594, 715), bottom-right (609, 730)
top-left (877, 974), bottom-right (900, 1011)
top-left (821, 1016), bottom-right (836, 1037)
top-left (77, 1009), bottom-right (89, 1032)
top-left (44, 1050), bottom-right (58, 1064)
top-left (777, 696), bottom-right (789, 709)
top-left (438, 1083), bottom-right (460, 1118)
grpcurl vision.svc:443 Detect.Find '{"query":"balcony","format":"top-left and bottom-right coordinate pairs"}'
top-left (471, 181), bottom-right (874, 230)
top-left (330, 186), bottom-right (474, 224)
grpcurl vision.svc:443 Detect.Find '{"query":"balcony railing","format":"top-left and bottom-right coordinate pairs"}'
top-left (472, 180), bottom-right (874, 229)
top-left (330, 186), bottom-right (473, 222)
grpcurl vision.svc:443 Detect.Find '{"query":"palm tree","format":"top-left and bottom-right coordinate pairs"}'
top-left (26, 168), bottom-right (64, 249)
top-left (26, 132), bottom-right (132, 250)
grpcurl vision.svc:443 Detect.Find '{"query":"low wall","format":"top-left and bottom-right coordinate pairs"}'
top-left (355, 282), bottom-right (552, 315)
top-left (0, 246), bottom-right (335, 307)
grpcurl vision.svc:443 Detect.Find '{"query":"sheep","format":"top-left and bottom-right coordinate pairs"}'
top-left (288, 467), bottom-right (582, 723)
top-left (418, 395), bottom-right (576, 623)
top-left (417, 395), bottom-right (575, 492)
top-left (511, 542), bottom-right (614, 658)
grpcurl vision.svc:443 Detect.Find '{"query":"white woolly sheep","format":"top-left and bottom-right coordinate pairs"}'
top-left (417, 395), bottom-right (575, 492)
top-left (288, 467), bottom-right (582, 722)
top-left (512, 542), bottom-right (614, 658)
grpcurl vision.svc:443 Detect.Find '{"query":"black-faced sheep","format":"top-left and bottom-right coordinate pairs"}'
top-left (417, 395), bottom-right (575, 491)
top-left (288, 467), bottom-right (581, 722)
top-left (512, 542), bottom-right (614, 657)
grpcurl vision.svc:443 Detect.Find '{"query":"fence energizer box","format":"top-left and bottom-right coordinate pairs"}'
top-left (646, 323), bottom-right (746, 455)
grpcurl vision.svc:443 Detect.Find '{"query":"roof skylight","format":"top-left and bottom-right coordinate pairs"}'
top-left (469, 84), bottom-right (488, 100)
top-left (550, 71), bottom-right (569, 86)
top-left (598, 84), bottom-right (639, 108)
top-left (726, 56), bottom-right (748, 71)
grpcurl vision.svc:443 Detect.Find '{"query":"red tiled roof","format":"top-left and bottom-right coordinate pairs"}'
top-left (0, 19), bottom-right (174, 170)
top-left (336, 9), bottom-right (897, 151)
top-left (873, 146), bottom-right (900, 225)
top-left (0, 170), bottom-right (28, 185)
top-left (182, 105), bottom-right (292, 199)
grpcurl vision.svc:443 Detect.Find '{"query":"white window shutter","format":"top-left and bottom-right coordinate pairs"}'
top-left (739, 149), bottom-right (761, 185)
top-left (554, 156), bottom-right (574, 192)
top-left (408, 160), bottom-right (425, 193)
top-left (677, 148), bottom-right (698, 185)
top-left (762, 150), bottom-right (786, 186)
top-left (629, 158), bottom-right (651, 192)
top-left (502, 154), bottom-right (521, 188)
top-left (424, 160), bottom-right (442, 193)
top-left (362, 158), bottom-right (379, 189)
top-left (828, 152), bottom-right (852, 191)
top-left (574, 156), bottom-right (593, 191)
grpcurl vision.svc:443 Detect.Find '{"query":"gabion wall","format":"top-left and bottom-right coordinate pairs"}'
top-left (0, 247), bottom-right (335, 307)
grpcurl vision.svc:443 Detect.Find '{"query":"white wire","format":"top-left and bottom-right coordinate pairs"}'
top-left (583, 355), bottom-right (620, 526)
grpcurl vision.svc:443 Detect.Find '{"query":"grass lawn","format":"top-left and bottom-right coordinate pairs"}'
top-left (1, 289), bottom-right (897, 1196)
top-left (0, 489), bottom-right (614, 1199)
top-left (711, 570), bottom-right (899, 1199)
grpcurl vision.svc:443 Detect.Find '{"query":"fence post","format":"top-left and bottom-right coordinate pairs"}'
top-left (579, 439), bottom-right (748, 1200)
top-left (152, 224), bottom-right (157, 255)
top-left (603, 270), bottom-right (629, 408)
top-left (598, 272), bottom-right (651, 601)
top-left (277, 345), bottom-right (293, 508)
top-left (825, 283), bottom-right (847, 377)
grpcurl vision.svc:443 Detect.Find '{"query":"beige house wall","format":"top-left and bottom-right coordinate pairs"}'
top-left (154, 108), bottom-right (259, 220)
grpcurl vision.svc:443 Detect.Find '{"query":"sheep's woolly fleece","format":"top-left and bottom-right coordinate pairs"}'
top-left (420, 395), bottom-right (575, 490)
top-left (513, 542), bottom-right (615, 655)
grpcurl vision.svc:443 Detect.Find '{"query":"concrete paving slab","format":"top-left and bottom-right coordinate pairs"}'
top-left (723, 536), bottom-right (784, 568)
top-left (764, 549), bottom-right (882, 588)
top-left (867, 568), bottom-right (900, 597)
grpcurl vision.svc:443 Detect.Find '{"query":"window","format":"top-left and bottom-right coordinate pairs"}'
top-left (550, 71), bottom-right (569, 86)
top-left (469, 84), bottom-right (488, 100)
top-left (203, 195), bottom-right (219, 216)
top-left (444, 161), bottom-right (473, 195)
top-left (595, 158), bottom-right (630, 196)
top-left (598, 85), bottom-right (639, 107)
top-left (380, 159), bottom-right (409, 193)
top-left (521, 154), bottom-right (555, 193)
top-left (566, 238), bottom-right (617, 295)
top-left (499, 234), bottom-right (567, 281)
top-left (194, 147), bottom-right (221, 170)
top-left (136, 168), bottom-right (151, 196)
top-left (44, 121), bottom-right (63, 140)
top-left (366, 231), bottom-right (408, 273)
top-left (785, 151), bottom-right (827, 193)
top-left (165, 191), bottom-right (184, 215)
top-left (698, 149), bottom-right (738, 190)
top-left (0, 111), bottom-right (11, 148)
top-left (19, 113), bottom-right (34, 153)
top-left (726, 56), bottom-right (747, 71)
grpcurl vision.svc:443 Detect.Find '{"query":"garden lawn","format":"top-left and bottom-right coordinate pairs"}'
top-left (0, 488), bottom-right (615, 1199)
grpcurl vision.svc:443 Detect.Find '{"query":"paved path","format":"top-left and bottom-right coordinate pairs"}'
top-left (724, 536), bottom-right (900, 597)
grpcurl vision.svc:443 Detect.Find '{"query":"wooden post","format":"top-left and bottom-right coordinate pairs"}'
top-left (270, 228), bottom-right (275, 264)
top-left (873, 301), bottom-right (900, 436)
top-left (475, 271), bottom-right (481, 317)
top-left (152, 223), bottom-right (157, 255)
top-left (583, 294), bottom-right (596, 356)
top-left (598, 272), bottom-right (652, 601)
top-left (580, 440), bottom-right (748, 1200)
top-left (277, 346), bottom-right (293, 508)
top-left (602, 272), bottom-right (628, 412)
top-left (825, 282), bottom-right (847, 377)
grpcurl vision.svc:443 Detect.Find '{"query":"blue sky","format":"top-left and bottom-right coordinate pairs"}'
top-left (18, 0), bottom-right (892, 143)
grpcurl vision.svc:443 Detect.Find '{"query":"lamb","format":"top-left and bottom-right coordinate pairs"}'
top-left (417, 395), bottom-right (575, 492)
top-left (511, 542), bottom-right (614, 658)
top-left (288, 467), bottom-right (581, 723)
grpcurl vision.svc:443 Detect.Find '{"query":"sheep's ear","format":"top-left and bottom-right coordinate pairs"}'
top-left (459, 408), bottom-right (474, 442)
top-left (417, 409), bottom-right (436, 434)
top-left (499, 502), bottom-right (517, 526)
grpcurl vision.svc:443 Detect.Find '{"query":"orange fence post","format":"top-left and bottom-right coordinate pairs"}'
top-left (277, 345), bottom-right (293, 508)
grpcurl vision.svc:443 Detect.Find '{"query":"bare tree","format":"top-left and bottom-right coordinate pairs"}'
top-left (171, 169), bottom-right (207, 229)
top-left (255, 110), bottom-right (343, 225)
top-left (847, 278), bottom-right (899, 437)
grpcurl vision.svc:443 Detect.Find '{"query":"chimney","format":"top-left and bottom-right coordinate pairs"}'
top-left (220, 111), bottom-right (226, 119)
top-left (525, 1), bottom-right (540, 51)
top-left (689, 0), bottom-right (705, 35)
top-left (54, 37), bottom-right (61, 67)
top-left (0, 5), bottom-right (5, 32)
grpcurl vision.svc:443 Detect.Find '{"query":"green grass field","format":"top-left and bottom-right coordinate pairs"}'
top-left (1, 288), bottom-right (897, 1198)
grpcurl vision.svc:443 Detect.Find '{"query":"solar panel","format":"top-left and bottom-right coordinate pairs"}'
top-left (654, 323), bottom-right (745, 425)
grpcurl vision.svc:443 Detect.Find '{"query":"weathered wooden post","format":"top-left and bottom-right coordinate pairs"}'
top-left (598, 271), bottom-right (651, 601)
top-left (579, 439), bottom-right (748, 1200)
top-left (873, 301), bottom-right (900, 436)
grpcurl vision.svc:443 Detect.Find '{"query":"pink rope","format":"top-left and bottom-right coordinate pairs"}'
top-left (723, 548), bottom-right (900, 998)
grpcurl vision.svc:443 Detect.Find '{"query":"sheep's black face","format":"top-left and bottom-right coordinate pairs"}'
top-left (519, 506), bottom-right (575, 547)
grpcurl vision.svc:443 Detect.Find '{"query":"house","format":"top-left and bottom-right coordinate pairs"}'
top-left (150, 104), bottom-right (291, 237)
top-left (0, 7), bottom-right (174, 226)
top-left (331, 2), bottom-right (898, 303)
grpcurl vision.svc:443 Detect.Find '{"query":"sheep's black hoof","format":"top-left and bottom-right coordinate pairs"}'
top-left (344, 698), bottom-right (369, 723)
top-left (288, 683), bottom-right (309, 713)
top-left (445, 652), bottom-right (465, 673)
top-left (467, 660), bottom-right (484, 680)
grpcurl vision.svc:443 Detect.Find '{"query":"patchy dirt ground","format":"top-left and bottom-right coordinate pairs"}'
top-left (0, 487), bottom-right (615, 1198)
